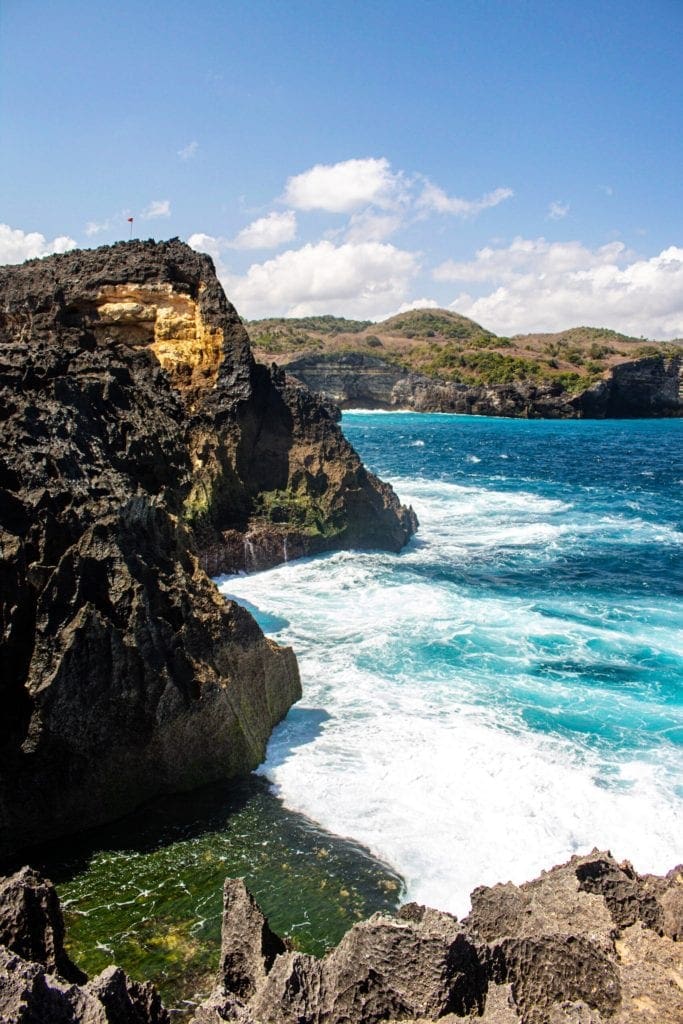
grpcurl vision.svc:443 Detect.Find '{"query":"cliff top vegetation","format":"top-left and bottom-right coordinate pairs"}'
top-left (245, 308), bottom-right (682, 391)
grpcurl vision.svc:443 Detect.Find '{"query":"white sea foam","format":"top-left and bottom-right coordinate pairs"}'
top-left (343, 408), bottom-right (408, 415)
top-left (391, 477), bottom-right (683, 551)
top-left (217, 466), bottom-right (683, 916)
top-left (258, 684), bottom-right (680, 915)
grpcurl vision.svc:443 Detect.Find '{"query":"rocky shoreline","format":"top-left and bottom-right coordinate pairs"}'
top-left (1, 849), bottom-right (681, 1023)
top-left (1, 243), bottom-right (680, 1021)
top-left (283, 351), bottom-right (683, 418)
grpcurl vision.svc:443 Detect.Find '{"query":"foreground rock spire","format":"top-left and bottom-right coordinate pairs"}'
top-left (0, 239), bottom-right (417, 857)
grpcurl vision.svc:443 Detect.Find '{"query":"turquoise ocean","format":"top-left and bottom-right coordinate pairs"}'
top-left (221, 412), bottom-right (683, 915)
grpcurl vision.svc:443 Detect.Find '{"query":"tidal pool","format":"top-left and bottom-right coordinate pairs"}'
top-left (24, 776), bottom-right (403, 1013)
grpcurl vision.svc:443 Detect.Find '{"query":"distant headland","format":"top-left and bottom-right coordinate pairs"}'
top-left (245, 309), bottom-right (682, 417)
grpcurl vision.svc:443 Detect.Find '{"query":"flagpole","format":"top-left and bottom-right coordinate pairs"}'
top-left (128, 217), bottom-right (134, 240)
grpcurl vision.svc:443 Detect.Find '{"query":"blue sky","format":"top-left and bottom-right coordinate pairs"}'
top-left (2, 0), bottom-right (682, 336)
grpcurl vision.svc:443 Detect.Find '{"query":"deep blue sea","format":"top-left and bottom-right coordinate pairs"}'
top-left (220, 413), bottom-right (683, 915)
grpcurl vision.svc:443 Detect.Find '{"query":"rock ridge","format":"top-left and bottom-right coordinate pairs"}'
top-left (0, 851), bottom-right (680, 1023)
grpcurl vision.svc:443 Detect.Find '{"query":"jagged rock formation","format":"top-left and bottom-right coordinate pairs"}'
top-left (0, 867), bottom-right (84, 985)
top-left (1, 854), bottom-right (680, 1023)
top-left (193, 852), bottom-right (682, 1024)
top-left (0, 868), bottom-right (168, 1023)
top-left (0, 240), bottom-right (416, 857)
top-left (285, 351), bottom-right (683, 418)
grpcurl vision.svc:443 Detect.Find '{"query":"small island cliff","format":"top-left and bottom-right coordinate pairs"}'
top-left (0, 239), bottom-right (416, 858)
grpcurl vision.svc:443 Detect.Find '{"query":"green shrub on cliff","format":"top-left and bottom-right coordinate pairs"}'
top-left (383, 309), bottom-right (495, 343)
top-left (254, 489), bottom-right (343, 538)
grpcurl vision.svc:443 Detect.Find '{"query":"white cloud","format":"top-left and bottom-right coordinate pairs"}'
top-left (141, 199), bottom-right (171, 219)
top-left (230, 210), bottom-right (297, 250)
top-left (437, 237), bottom-right (683, 339)
top-left (344, 210), bottom-right (403, 243)
top-left (547, 201), bottom-right (570, 220)
top-left (85, 218), bottom-right (113, 236)
top-left (283, 157), bottom-right (406, 213)
top-left (434, 237), bottom-right (628, 284)
top-left (187, 232), bottom-right (226, 264)
top-left (224, 239), bottom-right (420, 320)
top-left (417, 183), bottom-right (514, 217)
top-left (394, 297), bottom-right (440, 314)
top-left (178, 140), bottom-right (199, 160)
top-left (0, 224), bottom-right (76, 264)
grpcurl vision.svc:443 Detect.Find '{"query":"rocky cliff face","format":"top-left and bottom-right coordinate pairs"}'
top-left (1, 853), bottom-right (680, 1023)
top-left (0, 240), bottom-right (416, 857)
top-left (286, 352), bottom-right (683, 418)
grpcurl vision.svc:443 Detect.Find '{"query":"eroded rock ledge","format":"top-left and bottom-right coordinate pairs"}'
top-left (284, 351), bottom-right (683, 418)
top-left (0, 240), bottom-right (416, 857)
top-left (1, 852), bottom-right (681, 1023)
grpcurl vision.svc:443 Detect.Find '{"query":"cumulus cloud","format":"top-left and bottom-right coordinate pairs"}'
top-left (225, 239), bottom-right (420, 319)
top-left (283, 157), bottom-right (406, 213)
top-left (434, 237), bottom-right (628, 284)
top-left (417, 183), bottom-right (514, 217)
top-left (187, 232), bottom-right (226, 264)
top-left (178, 140), bottom-right (199, 160)
top-left (436, 237), bottom-right (683, 338)
top-left (0, 224), bottom-right (76, 265)
top-left (230, 210), bottom-right (297, 250)
top-left (547, 201), bottom-right (570, 220)
top-left (141, 199), bottom-right (171, 219)
top-left (394, 297), bottom-right (440, 314)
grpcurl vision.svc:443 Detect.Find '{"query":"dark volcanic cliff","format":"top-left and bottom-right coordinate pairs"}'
top-left (285, 351), bottom-right (683, 418)
top-left (0, 240), bottom-right (416, 858)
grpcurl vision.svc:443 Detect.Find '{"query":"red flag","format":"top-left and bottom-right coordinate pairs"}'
top-left (127, 217), bottom-right (134, 223)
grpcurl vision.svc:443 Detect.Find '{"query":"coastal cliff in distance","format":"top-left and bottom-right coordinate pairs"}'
top-left (0, 240), bottom-right (416, 857)
top-left (245, 309), bottom-right (683, 418)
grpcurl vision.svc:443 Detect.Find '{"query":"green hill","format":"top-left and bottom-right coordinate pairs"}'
top-left (244, 308), bottom-right (680, 393)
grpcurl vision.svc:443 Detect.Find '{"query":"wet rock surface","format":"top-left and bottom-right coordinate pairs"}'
top-left (1, 852), bottom-right (680, 1023)
top-left (285, 351), bottom-right (682, 418)
top-left (0, 240), bottom-right (416, 857)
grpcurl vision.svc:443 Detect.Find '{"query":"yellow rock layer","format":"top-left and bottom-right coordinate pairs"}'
top-left (94, 283), bottom-right (223, 393)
